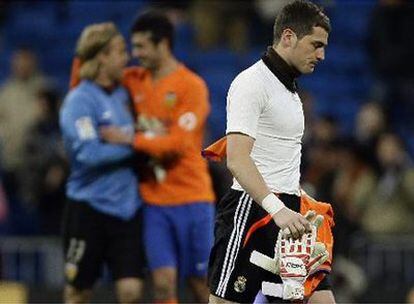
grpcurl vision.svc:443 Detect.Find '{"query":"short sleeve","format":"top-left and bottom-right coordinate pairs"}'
top-left (226, 73), bottom-right (266, 139)
top-left (60, 91), bottom-right (98, 143)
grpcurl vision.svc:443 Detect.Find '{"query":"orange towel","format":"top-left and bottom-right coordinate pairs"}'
top-left (201, 136), bottom-right (227, 161)
top-left (301, 191), bottom-right (335, 298)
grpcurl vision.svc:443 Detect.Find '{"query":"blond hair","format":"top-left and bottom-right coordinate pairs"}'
top-left (76, 22), bottom-right (120, 80)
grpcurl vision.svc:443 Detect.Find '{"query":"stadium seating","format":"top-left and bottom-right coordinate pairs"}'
top-left (0, 1), bottom-right (376, 138)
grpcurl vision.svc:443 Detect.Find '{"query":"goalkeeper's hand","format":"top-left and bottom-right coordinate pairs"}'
top-left (249, 210), bottom-right (329, 300)
top-left (277, 223), bottom-right (328, 300)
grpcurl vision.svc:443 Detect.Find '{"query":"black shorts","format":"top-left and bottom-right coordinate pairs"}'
top-left (62, 199), bottom-right (145, 290)
top-left (208, 189), bottom-right (331, 303)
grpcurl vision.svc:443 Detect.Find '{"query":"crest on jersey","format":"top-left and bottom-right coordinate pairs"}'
top-left (165, 92), bottom-right (177, 108)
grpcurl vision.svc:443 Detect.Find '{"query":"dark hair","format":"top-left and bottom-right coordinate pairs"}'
top-left (131, 10), bottom-right (174, 49)
top-left (273, 0), bottom-right (331, 44)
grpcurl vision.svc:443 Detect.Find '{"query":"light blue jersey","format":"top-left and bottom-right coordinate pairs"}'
top-left (60, 80), bottom-right (141, 220)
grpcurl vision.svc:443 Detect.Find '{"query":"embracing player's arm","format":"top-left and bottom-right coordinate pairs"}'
top-left (100, 76), bottom-right (209, 160)
top-left (60, 92), bottom-right (134, 168)
top-left (132, 79), bottom-right (209, 158)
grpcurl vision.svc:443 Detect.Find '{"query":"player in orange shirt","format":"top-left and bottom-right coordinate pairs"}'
top-left (99, 11), bottom-right (215, 303)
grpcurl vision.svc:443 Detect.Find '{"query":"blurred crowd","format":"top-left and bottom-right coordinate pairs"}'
top-left (0, 47), bottom-right (67, 235)
top-left (0, 0), bottom-right (413, 302)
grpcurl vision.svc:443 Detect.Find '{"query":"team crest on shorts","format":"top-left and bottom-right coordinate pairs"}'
top-left (234, 276), bottom-right (247, 293)
top-left (65, 262), bottom-right (78, 282)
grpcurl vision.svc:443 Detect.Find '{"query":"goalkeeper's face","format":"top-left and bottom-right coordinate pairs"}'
top-left (101, 35), bottom-right (129, 82)
top-left (131, 32), bottom-right (163, 70)
top-left (288, 26), bottom-right (328, 74)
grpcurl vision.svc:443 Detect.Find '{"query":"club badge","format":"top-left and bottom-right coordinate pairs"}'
top-left (234, 276), bottom-right (247, 293)
top-left (65, 262), bottom-right (78, 282)
top-left (165, 92), bottom-right (177, 108)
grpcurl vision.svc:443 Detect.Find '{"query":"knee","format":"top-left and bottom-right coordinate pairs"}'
top-left (188, 277), bottom-right (209, 303)
top-left (116, 278), bottom-right (143, 303)
top-left (153, 279), bottom-right (175, 300)
top-left (209, 294), bottom-right (235, 304)
top-left (153, 270), bottom-right (176, 300)
top-left (64, 285), bottom-right (91, 304)
top-left (117, 288), bottom-right (141, 304)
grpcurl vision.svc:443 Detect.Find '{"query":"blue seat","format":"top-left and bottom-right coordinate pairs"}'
top-left (333, 98), bottom-right (362, 134)
top-left (68, 1), bottom-right (147, 22)
top-left (199, 67), bottom-right (237, 105)
top-left (321, 44), bottom-right (369, 75)
top-left (328, 2), bottom-right (376, 42)
top-left (189, 48), bottom-right (239, 73)
top-left (198, 67), bottom-right (237, 140)
top-left (238, 47), bottom-right (263, 70)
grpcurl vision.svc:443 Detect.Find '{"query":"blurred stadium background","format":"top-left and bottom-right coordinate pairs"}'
top-left (0, 0), bottom-right (413, 302)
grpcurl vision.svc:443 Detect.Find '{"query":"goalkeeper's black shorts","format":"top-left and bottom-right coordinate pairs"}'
top-left (208, 189), bottom-right (331, 303)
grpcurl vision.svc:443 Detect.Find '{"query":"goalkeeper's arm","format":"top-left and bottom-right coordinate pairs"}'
top-left (227, 133), bottom-right (311, 239)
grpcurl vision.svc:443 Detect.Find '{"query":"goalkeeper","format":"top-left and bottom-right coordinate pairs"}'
top-left (205, 1), bottom-right (335, 303)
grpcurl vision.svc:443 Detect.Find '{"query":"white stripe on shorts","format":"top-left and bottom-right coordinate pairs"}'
top-left (220, 195), bottom-right (253, 296)
top-left (216, 192), bottom-right (247, 296)
top-left (216, 192), bottom-right (253, 297)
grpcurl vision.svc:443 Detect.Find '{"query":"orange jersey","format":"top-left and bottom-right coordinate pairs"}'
top-left (123, 65), bottom-right (215, 205)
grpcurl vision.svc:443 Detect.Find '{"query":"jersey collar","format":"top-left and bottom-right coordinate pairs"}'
top-left (261, 47), bottom-right (301, 93)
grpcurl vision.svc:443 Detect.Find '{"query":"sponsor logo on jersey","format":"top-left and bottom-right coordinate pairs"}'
top-left (75, 116), bottom-right (97, 140)
top-left (178, 112), bottom-right (197, 131)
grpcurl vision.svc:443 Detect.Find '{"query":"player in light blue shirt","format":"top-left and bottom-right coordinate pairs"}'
top-left (60, 80), bottom-right (140, 219)
top-left (59, 22), bottom-right (144, 303)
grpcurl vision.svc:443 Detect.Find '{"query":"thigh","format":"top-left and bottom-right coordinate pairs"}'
top-left (187, 203), bottom-right (215, 278)
top-left (106, 208), bottom-right (146, 280)
top-left (143, 205), bottom-right (177, 270)
top-left (62, 200), bottom-right (105, 290)
top-left (208, 190), bottom-right (268, 302)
